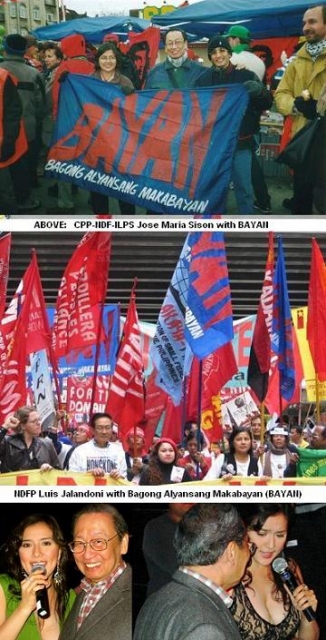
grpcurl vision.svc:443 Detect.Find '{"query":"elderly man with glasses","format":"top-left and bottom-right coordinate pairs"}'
top-left (60, 504), bottom-right (131, 640)
top-left (67, 412), bottom-right (127, 479)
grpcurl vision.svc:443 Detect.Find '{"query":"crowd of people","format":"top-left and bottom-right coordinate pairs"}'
top-left (0, 3), bottom-right (325, 214)
top-left (0, 405), bottom-right (325, 480)
top-left (0, 503), bottom-right (323, 640)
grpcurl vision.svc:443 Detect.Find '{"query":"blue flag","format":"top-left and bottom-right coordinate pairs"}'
top-left (45, 74), bottom-right (248, 214)
top-left (150, 237), bottom-right (191, 405)
top-left (185, 232), bottom-right (233, 359)
top-left (271, 237), bottom-right (295, 400)
top-left (151, 230), bottom-right (233, 404)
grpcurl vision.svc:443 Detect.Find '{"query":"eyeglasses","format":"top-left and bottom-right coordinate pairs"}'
top-left (166, 40), bottom-right (184, 48)
top-left (68, 534), bottom-right (119, 554)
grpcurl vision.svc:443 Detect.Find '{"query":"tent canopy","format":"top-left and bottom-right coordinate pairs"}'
top-left (152, 0), bottom-right (320, 39)
top-left (32, 16), bottom-right (152, 43)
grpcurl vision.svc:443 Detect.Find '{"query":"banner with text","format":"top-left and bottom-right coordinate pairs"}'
top-left (45, 75), bottom-right (248, 214)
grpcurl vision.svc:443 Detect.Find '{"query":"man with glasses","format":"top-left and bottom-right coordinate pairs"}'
top-left (68, 412), bottom-right (127, 478)
top-left (60, 504), bottom-right (131, 640)
top-left (144, 28), bottom-right (204, 89)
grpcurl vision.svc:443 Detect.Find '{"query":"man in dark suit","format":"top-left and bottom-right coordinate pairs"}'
top-left (134, 504), bottom-right (250, 640)
top-left (59, 504), bottom-right (131, 640)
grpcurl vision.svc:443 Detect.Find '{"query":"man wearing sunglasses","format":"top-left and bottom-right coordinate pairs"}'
top-left (59, 504), bottom-right (131, 640)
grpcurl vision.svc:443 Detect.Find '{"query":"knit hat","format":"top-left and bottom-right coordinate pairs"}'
top-left (154, 437), bottom-right (178, 457)
top-left (224, 25), bottom-right (251, 42)
top-left (207, 36), bottom-right (232, 58)
top-left (4, 34), bottom-right (27, 56)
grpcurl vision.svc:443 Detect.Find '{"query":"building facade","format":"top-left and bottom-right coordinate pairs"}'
top-left (0, 0), bottom-right (59, 36)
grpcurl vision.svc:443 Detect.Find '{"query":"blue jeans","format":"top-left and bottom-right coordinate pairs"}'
top-left (231, 148), bottom-right (253, 215)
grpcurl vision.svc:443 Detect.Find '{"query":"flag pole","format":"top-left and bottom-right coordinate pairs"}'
top-left (89, 297), bottom-right (106, 418)
top-left (196, 359), bottom-right (203, 479)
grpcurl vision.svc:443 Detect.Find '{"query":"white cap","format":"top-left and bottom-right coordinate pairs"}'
top-left (269, 426), bottom-right (289, 437)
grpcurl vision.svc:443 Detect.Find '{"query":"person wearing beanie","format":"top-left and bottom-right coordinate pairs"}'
top-left (145, 27), bottom-right (204, 89)
top-left (139, 437), bottom-right (192, 485)
top-left (196, 36), bottom-right (272, 215)
top-left (1, 34), bottom-right (44, 211)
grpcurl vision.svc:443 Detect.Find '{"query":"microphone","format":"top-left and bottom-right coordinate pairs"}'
top-left (31, 563), bottom-right (50, 619)
top-left (272, 557), bottom-right (316, 622)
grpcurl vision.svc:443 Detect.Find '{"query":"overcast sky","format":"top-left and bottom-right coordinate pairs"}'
top-left (67, 0), bottom-right (174, 17)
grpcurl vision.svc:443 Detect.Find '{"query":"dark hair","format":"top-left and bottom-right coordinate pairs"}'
top-left (44, 44), bottom-right (63, 60)
top-left (163, 28), bottom-right (188, 44)
top-left (251, 44), bottom-right (274, 68)
top-left (229, 427), bottom-right (253, 455)
top-left (314, 423), bottom-right (326, 439)
top-left (72, 504), bottom-right (128, 540)
top-left (238, 504), bottom-right (296, 607)
top-left (90, 412), bottom-right (113, 429)
top-left (94, 42), bottom-right (122, 71)
top-left (186, 430), bottom-right (204, 448)
top-left (175, 504), bottom-right (247, 566)
top-left (5, 513), bottom-right (69, 622)
top-left (141, 441), bottom-right (177, 485)
top-left (290, 424), bottom-right (303, 435)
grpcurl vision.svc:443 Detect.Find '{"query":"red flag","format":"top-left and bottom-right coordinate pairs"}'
top-left (0, 251), bottom-right (51, 421)
top-left (144, 368), bottom-right (169, 449)
top-left (187, 341), bottom-right (237, 442)
top-left (307, 238), bottom-right (326, 381)
top-left (126, 27), bottom-right (161, 88)
top-left (247, 232), bottom-right (274, 402)
top-left (106, 287), bottom-right (145, 438)
top-left (0, 234), bottom-right (11, 319)
top-left (51, 231), bottom-right (111, 358)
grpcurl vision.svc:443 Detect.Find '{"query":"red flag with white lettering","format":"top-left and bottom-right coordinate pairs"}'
top-left (0, 251), bottom-right (51, 421)
top-left (51, 231), bottom-right (111, 358)
top-left (106, 287), bottom-right (145, 438)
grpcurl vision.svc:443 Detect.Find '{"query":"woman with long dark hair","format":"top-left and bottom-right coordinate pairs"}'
top-left (139, 438), bottom-right (191, 485)
top-left (0, 513), bottom-right (75, 640)
top-left (231, 505), bottom-right (319, 640)
top-left (204, 426), bottom-right (263, 480)
top-left (90, 42), bottom-right (135, 216)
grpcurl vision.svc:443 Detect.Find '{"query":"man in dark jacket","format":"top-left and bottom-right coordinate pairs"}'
top-left (145, 28), bottom-right (204, 89)
top-left (0, 408), bottom-right (60, 473)
top-left (134, 504), bottom-right (250, 640)
top-left (196, 36), bottom-right (272, 215)
top-left (1, 34), bottom-right (44, 211)
top-left (60, 504), bottom-right (131, 640)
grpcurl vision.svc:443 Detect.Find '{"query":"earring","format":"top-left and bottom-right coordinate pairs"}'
top-left (53, 565), bottom-right (62, 586)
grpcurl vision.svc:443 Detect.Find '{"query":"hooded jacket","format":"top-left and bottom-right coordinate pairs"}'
top-left (52, 35), bottom-right (94, 117)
